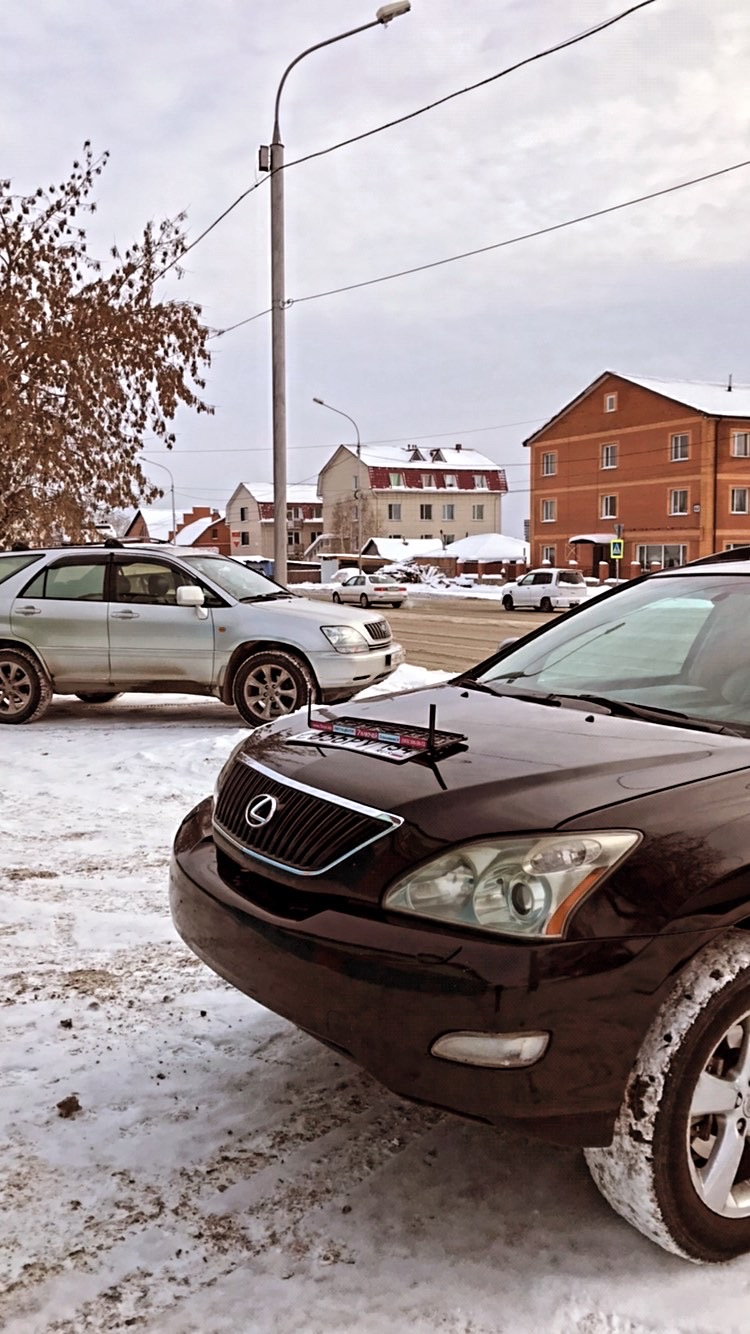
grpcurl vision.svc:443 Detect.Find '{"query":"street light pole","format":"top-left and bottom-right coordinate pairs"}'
top-left (313, 397), bottom-right (363, 568)
top-left (141, 456), bottom-right (176, 541)
top-left (260, 1), bottom-right (410, 586)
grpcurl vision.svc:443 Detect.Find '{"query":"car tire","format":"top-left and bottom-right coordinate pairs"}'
top-left (502, 595), bottom-right (514, 611)
top-left (75, 692), bottom-right (122, 704)
top-left (540, 597), bottom-right (553, 612)
top-left (0, 647), bottom-right (52, 725)
top-left (232, 649), bottom-right (316, 727)
top-left (359, 594), bottom-right (370, 608)
top-left (585, 930), bottom-right (750, 1262)
top-left (332, 592), bottom-right (342, 603)
top-left (391, 602), bottom-right (403, 608)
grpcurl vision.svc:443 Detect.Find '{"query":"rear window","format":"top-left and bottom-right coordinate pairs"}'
top-left (0, 553), bottom-right (43, 585)
top-left (558, 571), bottom-right (585, 585)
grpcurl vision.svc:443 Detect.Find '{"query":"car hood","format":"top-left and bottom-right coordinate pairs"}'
top-left (240, 682), bottom-right (750, 840)
top-left (236, 594), bottom-right (390, 632)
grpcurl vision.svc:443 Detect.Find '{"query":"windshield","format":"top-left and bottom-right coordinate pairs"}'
top-left (179, 554), bottom-right (290, 601)
top-left (477, 573), bottom-right (750, 731)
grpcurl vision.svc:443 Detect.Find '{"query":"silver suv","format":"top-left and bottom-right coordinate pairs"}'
top-left (0, 545), bottom-right (404, 725)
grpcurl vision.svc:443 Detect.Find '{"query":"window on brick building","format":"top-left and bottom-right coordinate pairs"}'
top-left (670, 433), bottom-right (689, 462)
top-left (542, 545), bottom-right (556, 563)
top-left (637, 543), bottom-right (687, 568)
top-left (669, 489), bottom-right (688, 515)
top-left (388, 472), bottom-right (403, 487)
top-left (240, 531), bottom-right (249, 546)
top-left (600, 495), bottom-right (617, 518)
top-left (240, 506), bottom-right (249, 521)
top-left (732, 432), bottom-right (750, 457)
top-left (541, 452), bottom-right (556, 476)
top-left (444, 474), bottom-right (458, 489)
top-left (473, 474), bottom-right (488, 489)
top-left (421, 473), bottom-right (435, 488)
top-left (601, 443), bottom-right (618, 469)
top-left (541, 499), bottom-right (556, 522)
top-left (731, 488), bottom-right (749, 515)
top-left (604, 392), bottom-right (617, 412)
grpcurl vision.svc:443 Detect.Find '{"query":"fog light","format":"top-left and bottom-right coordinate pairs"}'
top-left (430, 1030), bottom-right (549, 1068)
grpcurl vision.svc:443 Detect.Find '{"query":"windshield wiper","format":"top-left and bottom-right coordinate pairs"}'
top-left (555, 693), bottom-right (744, 737)
top-left (239, 592), bottom-right (289, 603)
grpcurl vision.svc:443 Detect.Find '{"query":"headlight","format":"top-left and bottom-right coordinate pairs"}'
top-left (383, 832), bottom-right (640, 938)
top-left (321, 625), bottom-right (369, 654)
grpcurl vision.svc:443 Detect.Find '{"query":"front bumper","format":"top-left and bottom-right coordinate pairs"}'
top-left (170, 798), bottom-right (714, 1146)
top-left (315, 641), bottom-right (404, 700)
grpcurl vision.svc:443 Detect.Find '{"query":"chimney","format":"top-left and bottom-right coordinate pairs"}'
top-left (728, 374), bottom-right (733, 392)
top-left (455, 442), bottom-right (462, 452)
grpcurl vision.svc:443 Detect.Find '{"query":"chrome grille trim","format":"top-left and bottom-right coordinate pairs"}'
top-left (213, 755), bottom-right (403, 877)
top-left (365, 619), bottom-right (391, 643)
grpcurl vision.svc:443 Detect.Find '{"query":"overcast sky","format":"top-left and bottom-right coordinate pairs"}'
top-left (3, 0), bottom-right (750, 537)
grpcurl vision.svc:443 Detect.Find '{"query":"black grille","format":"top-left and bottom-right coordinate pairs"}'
top-left (214, 758), bottom-right (398, 874)
top-left (365, 619), bottom-right (390, 643)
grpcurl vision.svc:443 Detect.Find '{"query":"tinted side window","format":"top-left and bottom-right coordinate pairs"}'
top-left (0, 554), bottom-right (42, 585)
top-left (114, 560), bottom-right (184, 605)
top-left (24, 560), bottom-right (106, 601)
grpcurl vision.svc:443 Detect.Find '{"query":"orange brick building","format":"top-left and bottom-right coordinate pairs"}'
top-left (525, 372), bottom-right (750, 576)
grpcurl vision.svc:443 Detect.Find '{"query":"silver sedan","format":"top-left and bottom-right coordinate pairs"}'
top-left (331, 571), bottom-right (408, 608)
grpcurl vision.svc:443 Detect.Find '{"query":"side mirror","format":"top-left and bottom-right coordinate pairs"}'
top-left (176, 585), bottom-right (205, 608)
top-left (497, 636), bottom-right (519, 652)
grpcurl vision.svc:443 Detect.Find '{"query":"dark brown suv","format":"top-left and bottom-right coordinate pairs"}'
top-left (172, 556), bottom-right (750, 1262)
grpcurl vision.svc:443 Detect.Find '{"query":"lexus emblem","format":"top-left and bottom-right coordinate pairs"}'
top-left (245, 794), bottom-right (278, 828)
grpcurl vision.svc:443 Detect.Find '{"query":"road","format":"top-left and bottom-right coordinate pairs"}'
top-left (386, 596), bottom-right (547, 672)
top-left (305, 589), bottom-right (549, 673)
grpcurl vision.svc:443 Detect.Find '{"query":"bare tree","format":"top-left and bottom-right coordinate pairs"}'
top-left (0, 145), bottom-right (212, 545)
top-left (330, 493), bottom-right (378, 551)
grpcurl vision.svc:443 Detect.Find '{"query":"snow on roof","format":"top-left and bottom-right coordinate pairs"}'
top-left (343, 444), bottom-right (502, 472)
top-left (240, 483), bottom-right (321, 504)
top-left (365, 537), bottom-right (444, 560)
top-left (175, 515), bottom-right (217, 545)
top-left (442, 532), bottom-right (529, 561)
top-left (621, 374), bottom-right (750, 418)
top-left (127, 507), bottom-right (173, 540)
top-left (569, 532), bottom-right (620, 545)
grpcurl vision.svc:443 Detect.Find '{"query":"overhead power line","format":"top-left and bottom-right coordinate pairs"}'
top-left (284, 1), bottom-right (658, 175)
top-left (212, 155), bottom-right (750, 337)
top-left (160, 0), bottom-right (657, 282)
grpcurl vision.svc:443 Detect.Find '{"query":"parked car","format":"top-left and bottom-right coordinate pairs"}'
top-left (173, 554), bottom-right (750, 1262)
top-left (501, 567), bottom-right (589, 612)
top-left (331, 571), bottom-right (408, 608)
top-left (0, 545), bottom-right (403, 725)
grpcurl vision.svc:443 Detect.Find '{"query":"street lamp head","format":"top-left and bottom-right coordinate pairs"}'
top-left (312, 396), bottom-right (325, 405)
top-left (376, 1), bottom-right (410, 24)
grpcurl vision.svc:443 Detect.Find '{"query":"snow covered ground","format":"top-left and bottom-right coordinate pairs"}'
top-left (3, 666), bottom-right (750, 1333)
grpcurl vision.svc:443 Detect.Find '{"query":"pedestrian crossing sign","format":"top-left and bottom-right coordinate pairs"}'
top-left (610, 539), bottom-right (624, 559)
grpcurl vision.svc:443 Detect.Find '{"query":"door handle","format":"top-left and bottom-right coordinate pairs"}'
top-left (111, 609), bottom-right (140, 619)
top-left (15, 605), bottom-right (42, 616)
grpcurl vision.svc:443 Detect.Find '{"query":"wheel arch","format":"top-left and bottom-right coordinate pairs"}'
top-left (0, 637), bottom-right (50, 679)
top-left (219, 640), bottom-right (319, 705)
